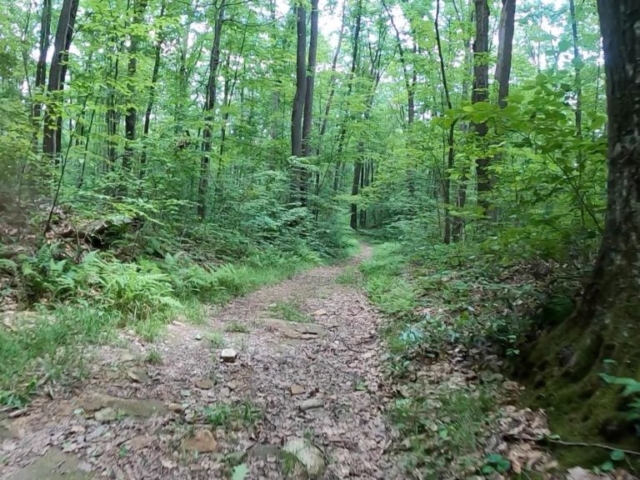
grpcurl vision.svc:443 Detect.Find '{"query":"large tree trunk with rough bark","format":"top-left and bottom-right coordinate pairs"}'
top-left (471, 0), bottom-right (490, 216)
top-left (525, 0), bottom-right (640, 449)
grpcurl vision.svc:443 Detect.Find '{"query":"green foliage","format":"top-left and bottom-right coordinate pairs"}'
top-left (207, 331), bottom-right (225, 348)
top-left (225, 321), bottom-right (249, 333)
top-left (203, 401), bottom-right (262, 429)
top-left (268, 301), bottom-right (312, 323)
top-left (482, 453), bottom-right (511, 475)
top-left (359, 243), bottom-right (417, 316)
top-left (0, 306), bottom-right (120, 406)
top-left (390, 387), bottom-right (495, 477)
top-left (600, 374), bottom-right (640, 425)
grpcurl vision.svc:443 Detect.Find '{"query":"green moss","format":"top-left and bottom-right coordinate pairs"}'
top-left (522, 296), bottom-right (640, 473)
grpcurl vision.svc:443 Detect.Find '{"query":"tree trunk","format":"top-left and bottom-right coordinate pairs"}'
top-left (291, 4), bottom-right (307, 158)
top-left (198, 0), bottom-right (226, 220)
top-left (472, 0), bottom-right (491, 217)
top-left (32, 0), bottom-right (52, 150)
top-left (334, 0), bottom-right (363, 195)
top-left (42, 0), bottom-right (79, 163)
top-left (569, 0), bottom-right (583, 137)
top-left (140, 2), bottom-right (166, 180)
top-left (435, 0), bottom-right (455, 244)
top-left (318, 1), bottom-right (346, 149)
top-left (525, 0), bottom-right (640, 446)
top-left (123, 0), bottom-right (149, 172)
top-left (495, 0), bottom-right (516, 109)
top-left (299, 0), bottom-right (319, 205)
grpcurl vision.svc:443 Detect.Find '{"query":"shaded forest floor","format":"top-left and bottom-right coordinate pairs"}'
top-left (0, 244), bottom-right (635, 480)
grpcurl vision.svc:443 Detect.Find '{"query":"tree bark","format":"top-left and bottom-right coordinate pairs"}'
top-left (140, 2), bottom-right (166, 180)
top-left (472, 0), bottom-right (491, 217)
top-left (495, 0), bottom-right (516, 109)
top-left (123, 0), bottom-right (149, 172)
top-left (318, 1), bottom-right (346, 149)
top-left (298, 0), bottom-right (319, 205)
top-left (198, 0), bottom-right (226, 220)
top-left (291, 4), bottom-right (307, 158)
top-left (435, 0), bottom-right (456, 244)
top-left (42, 0), bottom-right (79, 163)
top-left (526, 0), bottom-right (640, 443)
top-left (334, 0), bottom-right (363, 194)
top-left (32, 0), bottom-right (52, 150)
top-left (569, 0), bottom-right (583, 137)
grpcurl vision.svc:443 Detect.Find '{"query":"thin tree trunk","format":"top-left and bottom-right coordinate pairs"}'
top-left (42, 0), bottom-right (79, 163)
top-left (297, 0), bottom-right (319, 206)
top-left (435, 0), bottom-right (456, 244)
top-left (291, 4), bottom-right (307, 158)
top-left (140, 2), bottom-right (166, 180)
top-left (495, 0), bottom-right (516, 109)
top-left (32, 0), bottom-right (52, 151)
top-left (318, 1), bottom-right (346, 148)
top-left (198, 0), bottom-right (226, 220)
top-left (123, 0), bottom-right (149, 172)
top-left (334, 0), bottom-right (363, 194)
top-left (569, 0), bottom-right (583, 137)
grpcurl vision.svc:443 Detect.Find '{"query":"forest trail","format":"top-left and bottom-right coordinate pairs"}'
top-left (1, 245), bottom-right (401, 480)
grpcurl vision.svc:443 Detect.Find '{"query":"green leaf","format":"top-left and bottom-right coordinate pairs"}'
top-left (610, 450), bottom-right (625, 462)
top-left (232, 464), bottom-right (248, 480)
top-left (601, 460), bottom-right (614, 472)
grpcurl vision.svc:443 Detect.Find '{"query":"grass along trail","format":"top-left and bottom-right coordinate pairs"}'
top-left (0, 245), bottom-right (402, 479)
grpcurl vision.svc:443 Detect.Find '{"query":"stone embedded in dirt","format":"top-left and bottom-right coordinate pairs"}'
top-left (180, 390), bottom-right (191, 397)
top-left (6, 448), bottom-right (91, 480)
top-left (313, 309), bottom-right (327, 317)
top-left (81, 393), bottom-right (166, 418)
top-left (195, 378), bottom-right (214, 390)
top-left (78, 462), bottom-right (93, 473)
top-left (299, 398), bottom-right (324, 411)
top-left (86, 425), bottom-right (108, 441)
top-left (566, 467), bottom-right (601, 480)
top-left (283, 438), bottom-right (325, 476)
top-left (94, 407), bottom-right (117, 423)
top-left (227, 380), bottom-right (238, 390)
top-left (195, 333), bottom-right (203, 341)
top-left (167, 403), bottom-right (184, 413)
top-left (160, 458), bottom-right (177, 470)
top-left (127, 368), bottom-right (149, 383)
top-left (290, 384), bottom-right (305, 395)
top-left (480, 371), bottom-right (504, 383)
top-left (181, 428), bottom-right (218, 453)
top-left (220, 348), bottom-right (238, 362)
top-left (120, 353), bottom-right (136, 363)
top-left (503, 380), bottom-right (520, 391)
top-left (128, 435), bottom-right (154, 451)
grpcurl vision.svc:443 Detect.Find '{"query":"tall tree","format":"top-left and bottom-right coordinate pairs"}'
top-left (495, 0), bottom-right (516, 109)
top-left (123, 0), bottom-right (149, 172)
top-left (31, 0), bottom-right (52, 149)
top-left (528, 0), bottom-right (640, 437)
top-left (471, 0), bottom-right (491, 216)
top-left (42, 0), bottom-right (79, 162)
top-left (198, 0), bottom-right (226, 220)
top-left (291, 3), bottom-right (307, 158)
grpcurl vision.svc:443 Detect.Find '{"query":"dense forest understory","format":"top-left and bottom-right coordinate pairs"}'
top-left (2, 0), bottom-right (640, 478)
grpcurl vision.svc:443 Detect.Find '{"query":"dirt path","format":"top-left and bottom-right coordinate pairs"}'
top-left (1, 246), bottom-right (400, 479)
